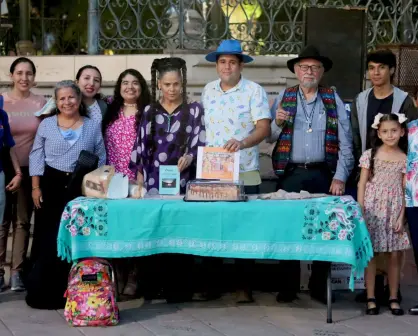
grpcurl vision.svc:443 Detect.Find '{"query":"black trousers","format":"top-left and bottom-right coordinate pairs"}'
top-left (26, 166), bottom-right (75, 310)
top-left (137, 253), bottom-right (194, 303)
top-left (200, 185), bottom-right (260, 294)
top-left (278, 165), bottom-right (332, 295)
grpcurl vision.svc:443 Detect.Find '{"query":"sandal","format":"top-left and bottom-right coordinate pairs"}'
top-left (388, 298), bottom-right (404, 316)
top-left (366, 298), bottom-right (380, 315)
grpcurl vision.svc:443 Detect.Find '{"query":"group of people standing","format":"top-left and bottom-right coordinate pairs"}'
top-left (268, 46), bottom-right (418, 316)
top-left (0, 39), bottom-right (417, 316)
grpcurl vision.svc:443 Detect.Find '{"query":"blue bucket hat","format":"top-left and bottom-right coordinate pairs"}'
top-left (205, 40), bottom-right (254, 63)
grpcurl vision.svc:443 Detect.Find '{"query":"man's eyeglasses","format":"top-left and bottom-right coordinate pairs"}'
top-left (297, 64), bottom-right (322, 72)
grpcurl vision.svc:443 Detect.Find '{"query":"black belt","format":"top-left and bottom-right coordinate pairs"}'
top-left (288, 162), bottom-right (326, 170)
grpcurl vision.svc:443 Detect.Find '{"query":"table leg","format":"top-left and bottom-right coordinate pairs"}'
top-left (326, 266), bottom-right (332, 323)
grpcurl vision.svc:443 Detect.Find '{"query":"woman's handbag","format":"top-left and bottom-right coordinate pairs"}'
top-left (67, 150), bottom-right (99, 198)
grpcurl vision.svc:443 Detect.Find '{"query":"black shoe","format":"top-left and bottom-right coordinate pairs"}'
top-left (276, 291), bottom-right (297, 303)
top-left (409, 305), bottom-right (418, 315)
top-left (193, 290), bottom-right (222, 301)
top-left (388, 299), bottom-right (404, 316)
top-left (365, 298), bottom-right (380, 315)
top-left (310, 290), bottom-right (335, 305)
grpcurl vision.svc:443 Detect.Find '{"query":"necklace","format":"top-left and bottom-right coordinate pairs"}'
top-left (124, 102), bottom-right (137, 108)
top-left (298, 92), bottom-right (317, 133)
top-left (58, 116), bottom-right (80, 129)
top-left (122, 106), bottom-right (138, 118)
top-left (160, 101), bottom-right (182, 132)
top-left (58, 116), bottom-right (81, 141)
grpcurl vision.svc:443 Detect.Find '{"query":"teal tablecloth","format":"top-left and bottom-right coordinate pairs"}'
top-left (57, 196), bottom-right (373, 290)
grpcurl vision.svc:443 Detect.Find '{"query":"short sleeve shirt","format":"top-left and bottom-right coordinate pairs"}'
top-left (201, 77), bottom-right (271, 172)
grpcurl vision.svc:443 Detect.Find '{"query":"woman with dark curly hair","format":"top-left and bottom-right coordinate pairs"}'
top-left (103, 69), bottom-right (150, 181)
top-left (102, 69), bottom-right (150, 298)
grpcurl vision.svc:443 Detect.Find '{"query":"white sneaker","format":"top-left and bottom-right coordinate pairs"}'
top-left (10, 273), bottom-right (25, 292)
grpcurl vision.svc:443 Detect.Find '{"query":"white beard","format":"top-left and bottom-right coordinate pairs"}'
top-left (301, 80), bottom-right (318, 89)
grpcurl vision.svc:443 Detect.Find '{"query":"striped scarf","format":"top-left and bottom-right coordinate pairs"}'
top-left (272, 85), bottom-right (339, 175)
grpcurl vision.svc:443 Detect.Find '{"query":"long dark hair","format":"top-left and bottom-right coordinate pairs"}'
top-left (148, 57), bottom-right (188, 159)
top-left (102, 69), bottom-right (150, 133)
top-left (369, 113), bottom-right (407, 178)
top-left (75, 65), bottom-right (103, 100)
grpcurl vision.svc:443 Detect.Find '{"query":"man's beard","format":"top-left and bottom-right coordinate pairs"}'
top-left (301, 79), bottom-right (318, 89)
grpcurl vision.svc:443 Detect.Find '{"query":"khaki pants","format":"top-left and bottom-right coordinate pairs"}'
top-left (0, 167), bottom-right (32, 275)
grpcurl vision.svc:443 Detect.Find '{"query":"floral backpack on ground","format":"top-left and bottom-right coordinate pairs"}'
top-left (64, 258), bottom-right (119, 326)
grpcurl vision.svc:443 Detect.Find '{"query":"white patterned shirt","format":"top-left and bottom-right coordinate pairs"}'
top-left (201, 77), bottom-right (271, 172)
top-left (29, 115), bottom-right (106, 176)
top-left (88, 100), bottom-right (103, 123)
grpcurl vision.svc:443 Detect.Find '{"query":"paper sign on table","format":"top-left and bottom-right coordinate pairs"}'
top-left (159, 165), bottom-right (180, 195)
top-left (196, 147), bottom-right (240, 181)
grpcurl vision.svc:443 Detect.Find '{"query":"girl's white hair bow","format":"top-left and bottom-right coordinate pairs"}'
top-left (371, 112), bottom-right (408, 129)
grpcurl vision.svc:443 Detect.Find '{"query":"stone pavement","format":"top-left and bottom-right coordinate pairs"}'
top-left (1, 288), bottom-right (418, 336)
top-left (0, 250), bottom-right (417, 335)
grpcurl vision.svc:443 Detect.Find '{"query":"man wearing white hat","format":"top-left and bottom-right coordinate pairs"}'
top-left (201, 39), bottom-right (271, 303)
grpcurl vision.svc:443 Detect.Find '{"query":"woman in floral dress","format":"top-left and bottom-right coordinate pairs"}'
top-left (358, 113), bottom-right (410, 316)
top-left (102, 69), bottom-right (151, 298)
top-left (103, 69), bottom-right (151, 181)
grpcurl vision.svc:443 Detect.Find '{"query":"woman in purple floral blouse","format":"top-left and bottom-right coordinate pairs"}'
top-left (129, 57), bottom-right (205, 195)
top-left (129, 57), bottom-right (206, 303)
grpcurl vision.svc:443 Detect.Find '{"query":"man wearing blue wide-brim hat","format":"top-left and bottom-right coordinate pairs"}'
top-left (200, 40), bottom-right (272, 303)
